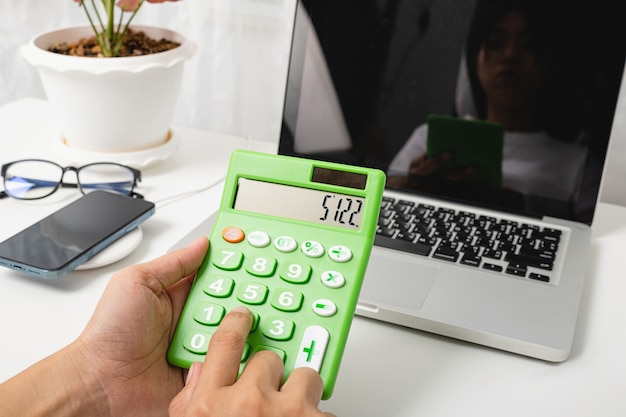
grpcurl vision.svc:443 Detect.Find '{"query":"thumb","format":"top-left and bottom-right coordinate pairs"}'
top-left (185, 362), bottom-right (203, 388)
top-left (169, 362), bottom-right (203, 416)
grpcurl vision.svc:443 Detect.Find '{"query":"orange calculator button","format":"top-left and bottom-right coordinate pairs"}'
top-left (222, 226), bottom-right (245, 243)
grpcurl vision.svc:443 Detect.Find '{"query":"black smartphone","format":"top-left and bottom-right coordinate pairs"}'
top-left (0, 191), bottom-right (155, 279)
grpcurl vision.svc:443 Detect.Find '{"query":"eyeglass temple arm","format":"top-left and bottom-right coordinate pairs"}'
top-left (6, 177), bottom-right (80, 190)
top-left (79, 182), bottom-right (144, 199)
top-left (3, 177), bottom-right (141, 197)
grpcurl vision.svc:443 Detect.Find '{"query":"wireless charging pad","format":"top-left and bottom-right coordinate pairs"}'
top-left (76, 227), bottom-right (143, 270)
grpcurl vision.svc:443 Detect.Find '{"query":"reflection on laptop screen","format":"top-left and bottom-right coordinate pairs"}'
top-left (279, 0), bottom-right (626, 225)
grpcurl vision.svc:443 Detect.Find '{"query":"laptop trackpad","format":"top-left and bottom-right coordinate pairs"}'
top-left (359, 249), bottom-right (439, 313)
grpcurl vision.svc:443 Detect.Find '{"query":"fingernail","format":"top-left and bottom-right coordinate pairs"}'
top-left (186, 362), bottom-right (199, 385)
top-left (231, 306), bottom-right (251, 315)
top-left (189, 236), bottom-right (208, 247)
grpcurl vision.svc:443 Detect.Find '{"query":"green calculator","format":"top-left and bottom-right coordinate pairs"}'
top-left (167, 150), bottom-right (385, 399)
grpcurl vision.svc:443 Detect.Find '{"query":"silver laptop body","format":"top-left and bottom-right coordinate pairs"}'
top-left (274, 0), bottom-right (626, 361)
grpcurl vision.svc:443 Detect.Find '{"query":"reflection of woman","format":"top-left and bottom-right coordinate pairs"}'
top-left (388, 0), bottom-right (597, 213)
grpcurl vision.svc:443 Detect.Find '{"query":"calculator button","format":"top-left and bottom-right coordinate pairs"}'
top-left (204, 276), bottom-right (235, 298)
top-left (249, 311), bottom-right (260, 333)
top-left (212, 250), bottom-right (243, 271)
top-left (279, 263), bottom-right (312, 284)
top-left (193, 303), bottom-right (225, 325)
top-left (183, 330), bottom-right (212, 354)
top-left (236, 283), bottom-right (269, 305)
top-left (294, 325), bottom-right (329, 372)
top-left (261, 317), bottom-right (295, 341)
top-left (248, 231), bottom-right (270, 247)
top-left (301, 240), bottom-right (324, 258)
top-left (241, 342), bottom-right (251, 362)
top-left (245, 256), bottom-right (277, 277)
top-left (253, 345), bottom-right (287, 362)
top-left (328, 245), bottom-right (352, 262)
top-left (222, 226), bottom-right (245, 243)
top-left (271, 289), bottom-right (304, 312)
top-left (274, 236), bottom-right (297, 253)
top-left (320, 271), bottom-right (345, 289)
top-left (312, 299), bottom-right (337, 317)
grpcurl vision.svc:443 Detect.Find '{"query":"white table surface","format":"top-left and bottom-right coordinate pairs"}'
top-left (1, 98), bottom-right (625, 416)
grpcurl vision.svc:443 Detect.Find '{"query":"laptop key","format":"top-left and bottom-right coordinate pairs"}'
top-left (518, 247), bottom-right (555, 260)
top-left (529, 272), bottom-right (550, 282)
top-left (504, 253), bottom-right (553, 270)
top-left (432, 246), bottom-right (459, 262)
top-left (377, 227), bottom-right (395, 238)
top-left (460, 254), bottom-right (481, 267)
top-left (374, 235), bottom-right (433, 256)
top-left (397, 232), bottom-right (417, 242)
top-left (482, 262), bottom-right (503, 272)
top-left (482, 249), bottom-right (503, 260)
top-left (506, 263), bottom-right (527, 277)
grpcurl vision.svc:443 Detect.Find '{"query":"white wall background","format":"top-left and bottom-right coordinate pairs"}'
top-left (1, 0), bottom-right (625, 206)
top-left (0, 0), bottom-right (295, 143)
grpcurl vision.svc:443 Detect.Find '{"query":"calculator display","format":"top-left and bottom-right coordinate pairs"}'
top-left (234, 178), bottom-right (364, 230)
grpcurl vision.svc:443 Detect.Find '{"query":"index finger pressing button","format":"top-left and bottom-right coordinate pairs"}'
top-left (198, 307), bottom-right (253, 389)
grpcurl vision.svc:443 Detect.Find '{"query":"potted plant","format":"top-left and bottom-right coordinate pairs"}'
top-left (20, 0), bottom-right (196, 161)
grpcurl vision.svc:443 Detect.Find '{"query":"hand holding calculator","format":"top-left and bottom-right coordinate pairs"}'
top-left (167, 150), bottom-right (385, 399)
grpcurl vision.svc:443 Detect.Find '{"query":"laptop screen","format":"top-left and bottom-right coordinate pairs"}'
top-left (278, 0), bottom-right (626, 225)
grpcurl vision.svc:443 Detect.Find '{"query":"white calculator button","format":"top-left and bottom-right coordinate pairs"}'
top-left (301, 240), bottom-right (325, 258)
top-left (312, 299), bottom-right (337, 317)
top-left (274, 236), bottom-right (297, 252)
top-left (320, 271), bottom-right (345, 288)
top-left (328, 245), bottom-right (352, 262)
top-left (248, 231), bottom-right (270, 247)
top-left (294, 325), bottom-right (329, 372)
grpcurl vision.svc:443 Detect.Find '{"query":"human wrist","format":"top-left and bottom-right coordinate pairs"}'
top-left (57, 341), bottom-right (112, 417)
top-left (0, 342), bottom-right (110, 417)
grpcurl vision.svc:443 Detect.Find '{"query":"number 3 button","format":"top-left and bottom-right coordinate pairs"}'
top-left (261, 317), bottom-right (295, 341)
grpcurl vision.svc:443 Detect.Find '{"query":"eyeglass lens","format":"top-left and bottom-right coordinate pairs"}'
top-left (77, 164), bottom-right (136, 195)
top-left (4, 160), bottom-right (63, 199)
top-left (3, 160), bottom-right (136, 200)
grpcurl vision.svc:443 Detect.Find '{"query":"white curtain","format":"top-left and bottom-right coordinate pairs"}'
top-left (0, 0), bottom-right (296, 143)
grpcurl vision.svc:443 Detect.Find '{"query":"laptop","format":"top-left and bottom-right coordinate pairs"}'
top-left (173, 0), bottom-right (625, 361)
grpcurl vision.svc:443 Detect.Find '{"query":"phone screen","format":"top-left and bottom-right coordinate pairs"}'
top-left (426, 114), bottom-right (504, 188)
top-left (0, 191), bottom-right (155, 279)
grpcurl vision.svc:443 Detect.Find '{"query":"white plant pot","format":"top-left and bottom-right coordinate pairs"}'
top-left (21, 25), bottom-right (196, 154)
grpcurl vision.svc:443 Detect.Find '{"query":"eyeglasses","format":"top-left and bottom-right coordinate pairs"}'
top-left (0, 159), bottom-right (143, 200)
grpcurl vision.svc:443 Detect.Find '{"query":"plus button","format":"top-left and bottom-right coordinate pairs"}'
top-left (294, 326), bottom-right (329, 372)
top-left (303, 340), bottom-right (317, 362)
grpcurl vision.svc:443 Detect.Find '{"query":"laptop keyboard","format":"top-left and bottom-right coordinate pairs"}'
top-left (375, 197), bottom-right (562, 283)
